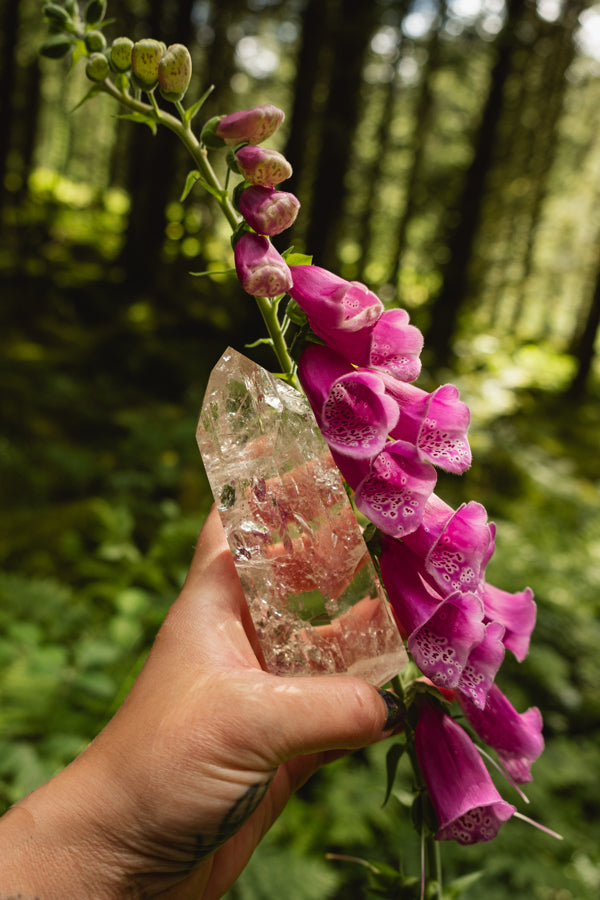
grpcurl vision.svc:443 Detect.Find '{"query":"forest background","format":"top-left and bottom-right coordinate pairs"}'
top-left (1, 0), bottom-right (600, 897)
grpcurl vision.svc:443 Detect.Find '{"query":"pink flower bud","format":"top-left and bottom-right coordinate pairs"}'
top-left (216, 104), bottom-right (285, 145)
top-left (234, 233), bottom-right (293, 297)
top-left (235, 145), bottom-right (292, 187)
top-left (238, 185), bottom-right (300, 236)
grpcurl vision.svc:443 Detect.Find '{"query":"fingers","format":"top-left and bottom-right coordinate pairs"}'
top-left (256, 674), bottom-right (404, 762)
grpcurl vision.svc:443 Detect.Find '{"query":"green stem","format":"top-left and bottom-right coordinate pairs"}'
top-left (98, 77), bottom-right (299, 384)
top-left (254, 295), bottom-right (300, 388)
top-left (425, 832), bottom-right (443, 899)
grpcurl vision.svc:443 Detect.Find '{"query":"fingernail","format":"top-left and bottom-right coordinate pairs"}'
top-left (378, 689), bottom-right (404, 733)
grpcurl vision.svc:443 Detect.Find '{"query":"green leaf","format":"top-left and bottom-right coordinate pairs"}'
top-left (188, 267), bottom-right (235, 278)
top-left (282, 249), bottom-right (313, 266)
top-left (284, 298), bottom-right (307, 326)
top-left (114, 111), bottom-right (158, 135)
top-left (180, 169), bottom-right (201, 202)
top-left (442, 870), bottom-right (485, 899)
top-left (245, 337), bottom-right (275, 349)
top-left (183, 84), bottom-right (215, 125)
top-left (70, 83), bottom-right (103, 111)
top-left (383, 740), bottom-right (406, 806)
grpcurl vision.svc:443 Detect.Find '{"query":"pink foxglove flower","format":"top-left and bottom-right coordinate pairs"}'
top-left (298, 345), bottom-right (398, 459)
top-left (216, 103), bottom-right (285, 145)
top-left (415, 699), bottom-right (516, 844)
top-left (457, 620), bottom-right (506, 709)
top-left (289, 265), bottom-right (383, 359)
top-left (350, 441), bottom-right (437, 538)
top-left (403, 495), bottom-right (496, 597)
top-left (368, 308), bottom-right (424, 382)
top-left (382, 377), bottom-right (472, 474)
top-left (457, 684), bottom-right (545, 784)
top-left (238, 185), bottom-right (300, 236)
top-left (234, 233), bottom-right (292, 297)
top-left (482, 582), bottom-right (536, 662)
top-left (380, 538), bottom-right (486, 688)
top-left (235, 145), bottom-right (292, 187)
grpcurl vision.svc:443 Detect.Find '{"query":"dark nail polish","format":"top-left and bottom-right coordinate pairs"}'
top-left (378, 689), bottom-right (404, 733)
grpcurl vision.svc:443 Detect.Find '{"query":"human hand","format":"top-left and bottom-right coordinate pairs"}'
top-left (0, 506), bottom-right (403, 899)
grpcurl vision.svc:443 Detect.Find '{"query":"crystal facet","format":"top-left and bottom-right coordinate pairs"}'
top-left (196, 348), bottom-right (407, 686)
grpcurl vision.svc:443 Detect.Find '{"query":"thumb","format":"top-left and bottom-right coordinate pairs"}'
top-left (258, 674), bottom-right (404, 762)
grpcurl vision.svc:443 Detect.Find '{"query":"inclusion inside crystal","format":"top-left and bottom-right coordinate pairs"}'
top-left (196, 348), bottom-right (407, 686)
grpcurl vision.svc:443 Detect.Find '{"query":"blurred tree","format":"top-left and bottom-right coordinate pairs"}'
top-left (388, 0), bottom-right (446, 288)
top-left (117, 0), bottom-right (195, 293)
top-left (425, 0), bottom-right (527, 366)
top-left (0, 1), bottom-right (20, 208)
top-left (299, 0), bottom-right (380, 269)
top-left (568, 248), bottom-right (600, 398)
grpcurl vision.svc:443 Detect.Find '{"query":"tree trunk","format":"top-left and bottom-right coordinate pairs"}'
top-left (303, 0), bottom-right (380, 269)
top-left (389, 0), bottom-right (446, 287)
top-left (425, 0), bottom-right (526, 367)
top-left (282, 0), bottom-right (339, 249)
top-left (568, 261), bottom-right (600, 398)
top-left (118, 0), bottom-right (194, 293)
top-left (0, 0), bottom-right (21, 212)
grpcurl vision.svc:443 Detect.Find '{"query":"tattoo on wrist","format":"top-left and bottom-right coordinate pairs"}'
top-left (190, 778), bottom-right (272, 867)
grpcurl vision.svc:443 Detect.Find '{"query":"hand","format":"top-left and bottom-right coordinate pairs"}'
top-left (0, 506), bottom-right (403, 899)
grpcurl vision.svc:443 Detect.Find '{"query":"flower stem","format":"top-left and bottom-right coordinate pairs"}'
top-left (254, 295), bottom-right (300, 387)
top-left (425, 832), bottom-right (443, 900)
top-left (98, 78), bottom-right (298, 383)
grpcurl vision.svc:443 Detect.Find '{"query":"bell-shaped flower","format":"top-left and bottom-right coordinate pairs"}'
top-left (216, 103), bottom-right (285, 145)
top-left (368, 308), bottom-right (424, 382)
top-left (403, 495), bottom-right (496, 597)
top-left (482, 582), bottom-right (536, 662)
top-left (234, 233), bottom-right (292, 297)
top-left (380, 538), bottom-right (486, 689)
top-left (298, 345), bottom-right (398, 459)
top-left (457, 621), bottom-right (505, 710)
top-left (235, 145), bottom-right (292, 187)
top-left (458, 684), bottom-right (544, 783)
top-left (415, 699), bottom-right (516, 844)
top-left (238, 185), bottom-right (300, 236)
top-left (289, 265), bottom-right (383, 361)
top-left (382, 377), bottom-right (472, 474)
top-left (350, 441), bottom-right (437, 538)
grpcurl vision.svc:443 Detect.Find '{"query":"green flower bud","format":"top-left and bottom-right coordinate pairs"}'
top-left (85, 0), bottom-right (107, 26)
top-left (131, 38), bottom-right (166, 91)
top-left (110, 36), bottom-right (134, 72)
top-left (43, 3), bottom-right (72, 28)
top-left (85, 29), bottom-right (107, 53)
top-left (40, 33), bottom-right (74, 59)
top-left (63, 0), bottom-right (78, 16)
top-left (199, 115), bottom-right (227, 150)
top-left (157, 43), bottom-right (192, 102)
top-left (85, 51), bottom-right (109, 82)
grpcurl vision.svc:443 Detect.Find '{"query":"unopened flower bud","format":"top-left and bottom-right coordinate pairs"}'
top-left (85, 0), bottom-right (107, 26)
top-left (216, 103), bottom-right (285, 145)
top-left (234, 233), bottom-right (293, 297)
top-left (86, 51), bottom-right (110, 82)
top-left (131, 38), bottom-right (166, 91)
top-left (43, 3), bottom-right (72, 28)
top-left (234, 145), bottom-right (292, 188)
top-left (158, 43), bottom-right (192, 102)
top-left (239, 185), bottom-right (300, 236)
top-left (199, 116), bottom-right (226, 149)
top-left (110, 36), bottom-right (134, 72)
top-left (40, 34), bottom-right (73, 59)
top-left (85, 30), bottom-right (107, 53)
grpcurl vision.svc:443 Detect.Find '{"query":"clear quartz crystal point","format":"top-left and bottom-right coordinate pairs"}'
top-left (196, 348), bottom-right (407, 686)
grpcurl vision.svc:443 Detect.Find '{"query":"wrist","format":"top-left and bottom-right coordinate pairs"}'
top-left (0, 751), bottom-right (138, 899)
